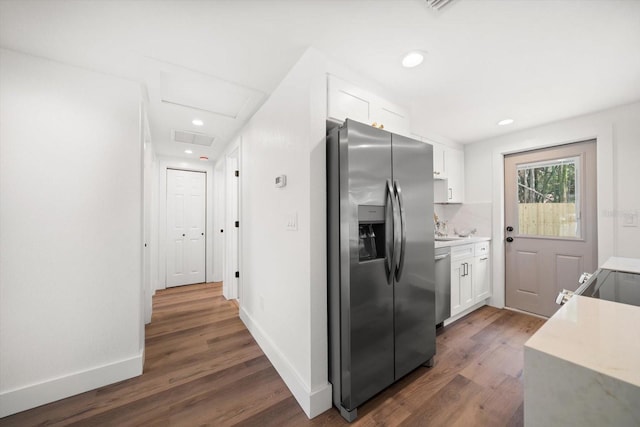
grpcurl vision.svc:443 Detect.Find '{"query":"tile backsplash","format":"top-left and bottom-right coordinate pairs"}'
top-left (434, 202), bottom-right (492, 237)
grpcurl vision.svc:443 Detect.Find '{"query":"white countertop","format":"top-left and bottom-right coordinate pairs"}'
top-left (600, 256), bottom-right (640, 274)
top-left (434, 236), bottom-right (490, 248)
top-left (525, 294), bottom-right (640, 387)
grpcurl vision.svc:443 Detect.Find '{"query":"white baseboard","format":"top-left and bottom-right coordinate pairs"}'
top-left (0, 352), bottom-right (143, 418)
top-left (239, 307), bottom-right (332, 418)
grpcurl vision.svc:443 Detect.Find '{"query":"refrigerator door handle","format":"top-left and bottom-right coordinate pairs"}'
top-left (385, 179), bottom-right (395, 284)
top-left (394, 180), bottom-right (407, 282)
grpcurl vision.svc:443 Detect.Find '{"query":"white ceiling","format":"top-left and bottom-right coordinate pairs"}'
top-left (1, 0), bottom-right (639, 161)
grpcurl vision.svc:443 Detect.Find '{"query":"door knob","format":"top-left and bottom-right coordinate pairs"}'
top-left (506, 237), bottom-right (514, 242)
top-left (506, 226), bottom-right (514, 232)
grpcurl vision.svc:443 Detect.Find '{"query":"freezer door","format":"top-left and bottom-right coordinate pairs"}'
top-left (392, 133), bottom-right (436, 379)
top-left (340, 120), bottom-right (395, 410)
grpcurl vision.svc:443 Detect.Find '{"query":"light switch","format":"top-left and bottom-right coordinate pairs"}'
top-left (285, 212), bottom-right (298, 231)
top-left (275, 175), bottom-right (287, 188)
top-left (622, 211), bottom-right (638, 227)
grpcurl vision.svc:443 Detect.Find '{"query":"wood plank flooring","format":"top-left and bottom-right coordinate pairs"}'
top-left (0, 282), bottom-right (545, 427)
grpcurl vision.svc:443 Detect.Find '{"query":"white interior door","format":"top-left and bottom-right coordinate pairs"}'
top-left (166, 169), bottom-right (206, 287)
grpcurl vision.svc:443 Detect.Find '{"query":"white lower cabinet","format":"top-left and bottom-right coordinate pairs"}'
top-left (450, 244), bottom-right (474, 316)
top-left (450, 241), bottom-right (492, 318)
top-left (473, 242), bottom-right (491, 301)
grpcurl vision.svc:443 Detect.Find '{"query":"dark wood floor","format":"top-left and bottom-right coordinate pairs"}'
top-left (0, 282), bottom-right (545, 427)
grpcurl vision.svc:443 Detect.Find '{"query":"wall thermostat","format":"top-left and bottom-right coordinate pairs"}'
top-left (275, 175), bottom-right (287, 188)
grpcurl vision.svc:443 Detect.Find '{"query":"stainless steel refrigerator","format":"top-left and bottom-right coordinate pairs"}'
top-left (327, 119), bottom-right (436, 422)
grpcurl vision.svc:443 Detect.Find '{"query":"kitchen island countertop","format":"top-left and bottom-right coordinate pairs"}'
top-left (523, 257), bottom-right (640, 426)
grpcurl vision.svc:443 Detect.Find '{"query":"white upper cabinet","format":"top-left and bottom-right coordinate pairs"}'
top-left (327, 74), bottom-right (372, 125)
top-left (420, 139), bottom-right (464, 204)
top-left (327, 74), bottom-right (410, 136)
top-left (445, 148), bottom-right (464, 203)
top-left (432, 142), bottom-right (446, 179)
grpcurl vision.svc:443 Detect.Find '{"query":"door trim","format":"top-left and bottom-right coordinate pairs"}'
top-left (223, 146), bottom-right (240, 300)
top-left (165, 169), bottom-right (207, 287)
top-left (157, 159), bottom-right (215, 290)
top-left (486, 122), bottom-right (614, 309)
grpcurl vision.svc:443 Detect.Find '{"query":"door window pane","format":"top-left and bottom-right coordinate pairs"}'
top-left (516, 156), bottom-right (580, 238)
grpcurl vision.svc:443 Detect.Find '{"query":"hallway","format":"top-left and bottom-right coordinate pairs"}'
top-left (0, 283), bottom-right (306, 426)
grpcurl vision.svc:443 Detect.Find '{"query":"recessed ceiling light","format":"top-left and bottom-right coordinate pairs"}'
top-left (402, 51), bottom-right (424, 68)
top-left (497, 118), bottom-right (515, 126)
top-left (192, 119), bottom-right (204, 126)
top-left (184, 149), bottom-right (193, 154)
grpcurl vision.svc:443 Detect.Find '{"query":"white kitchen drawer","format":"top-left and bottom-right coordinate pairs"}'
top-left (474, 242), bottom-right (490, 257)
top-left (451, 244), bottom-right (474, 261)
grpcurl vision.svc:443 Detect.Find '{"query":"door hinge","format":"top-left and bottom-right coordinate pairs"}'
top-left (235, 271), bottom-right (240, 278)
top-left (235, 221), bottom-right (239, 228)
top-left (235, 170), bottom-right (239, 177)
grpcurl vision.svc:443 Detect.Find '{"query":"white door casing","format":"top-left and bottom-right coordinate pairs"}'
top-left (166, 169), bottom-right (206, 287)
top-left (224, 148), bottom-right (240, 300)
top-left (213, 160), bottom-right (225, 282)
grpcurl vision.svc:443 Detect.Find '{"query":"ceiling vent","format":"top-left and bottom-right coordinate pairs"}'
top-left (426, 0), bottom-right (455, 11)
top-left (172, 129), bottom-right (215, 146)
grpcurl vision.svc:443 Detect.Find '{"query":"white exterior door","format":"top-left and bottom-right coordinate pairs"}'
top-left (166, 169), bottom-right (206, 287)
top-left (504, 140), bottom-right (597, 317)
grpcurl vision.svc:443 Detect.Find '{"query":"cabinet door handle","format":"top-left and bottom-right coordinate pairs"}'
top-left (448, 188), bottom-right (453, 200)
top-left (480, 257), bottom-right (488, 261)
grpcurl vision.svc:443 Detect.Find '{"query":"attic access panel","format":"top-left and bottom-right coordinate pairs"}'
top-left (160, 71), bottom-right (256, 119)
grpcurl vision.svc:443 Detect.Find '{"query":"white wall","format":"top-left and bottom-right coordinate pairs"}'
top-left (464, 102), bottom-right (640, 308)
top-left (0, 49), bottom-right (143, 416)
top-left (237, 47), bottom-right (331, 418)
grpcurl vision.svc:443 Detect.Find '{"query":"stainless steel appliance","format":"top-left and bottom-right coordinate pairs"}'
top-left (435, 247), bottom-right (451, 326)
top-left (558, 268), bottom-right (640, 307)
top-left (327, 119), bottom-right (436, 422)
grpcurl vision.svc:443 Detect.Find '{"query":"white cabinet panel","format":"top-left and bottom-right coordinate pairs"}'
top-left (433, 142), bottom-right (446, 179)
top-left (446, 148), bottom-right (464, 203)
top-left (373, 103), bottom-right (409, 136)
top-left (450, 242), bottom-right (492, 317)
top-left (451, 244), bottom-right (475, 316)
top-left (433, 146), bottom-right (464, 204)
top-left (474, 254), bottom-right (491, 301)
top-left (327, 74), bottom-right (410, 135)
top-left (451, 257), bottom-right (473, 316)
top-left (327, 75), bottom-right (371, 124)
